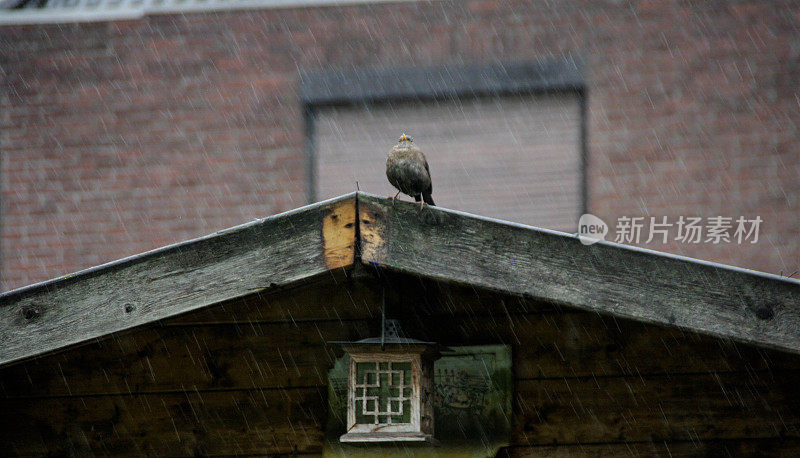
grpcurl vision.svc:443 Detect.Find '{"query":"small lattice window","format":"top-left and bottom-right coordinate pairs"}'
top-left (340, 351), bottom-right (435, 443)
top-left (354, 361), bottom-right (413, 425)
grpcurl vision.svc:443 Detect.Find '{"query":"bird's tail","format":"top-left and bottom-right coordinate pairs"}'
top-left (422, 190), bottom-right (435, 206)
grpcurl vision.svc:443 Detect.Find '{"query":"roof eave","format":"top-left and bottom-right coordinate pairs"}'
top-left (0, 192), bottom-right (358, 367)
top-left (357, 191), bottom-right (800, 356)
top-left (2, 190), bottom-right (799, 368)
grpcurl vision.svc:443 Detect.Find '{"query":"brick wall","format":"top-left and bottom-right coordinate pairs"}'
top-left (1, 0), bottom-right (798, 290)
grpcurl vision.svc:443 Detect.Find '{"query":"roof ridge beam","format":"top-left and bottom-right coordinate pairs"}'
top-left (0, 193), bottom-right (357, 367)
top-left (356, 191), bottom-right (800, 355)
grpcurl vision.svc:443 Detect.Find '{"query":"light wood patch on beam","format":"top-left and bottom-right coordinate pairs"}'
top-left (322, 198), bottom-right (357, 269)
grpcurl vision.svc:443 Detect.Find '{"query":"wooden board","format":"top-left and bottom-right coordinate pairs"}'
top-left (4, 356), bottom-right (797, 454)
top-left (2, 273), bottom-right (800, 455)
top-left (7, 189), bottom-right (797, 370)
top-left (501, 438), bottom-right (800, 457)
top-left (169, 271), bottom-right (557, 325)
top-left (3, 191), bottom-right (800, 455)
top-left (3, 289), bottom-right (798, 398)
top-left (0, 193), bottom-right (357, 366)
top-left (357, 192), bottom-right (800, 355)
top-left (512, 371), bottom-right (800, 445)
top-left (166, 277), bottom-right (383, 325)
top-left (0, 387), bottom-right (326, 456)
top-left (0, 319), bottom-right (371, 398)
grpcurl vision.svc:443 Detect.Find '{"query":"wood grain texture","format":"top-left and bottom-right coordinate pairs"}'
top-left (166, 276), bottom-right (383, 325)
top-left (322, 198), bottom-right (357, 269)
top-left (2, 273), bottom-right (800, 454)
top-left (0, 319), bottom-right (372, 398)
top-left (0, 193), bottom-right (357, 367)
top-left (512, 371), bottom-right (800, 445)
top-left (501, 438), bottom-right (800, 457)
top-left (0, 386), bottom-right (326, 456)
top-left (357, 192), bottom-right (800, 355)
top-left (5, 276), bottom-right (796, 400)
top-left (4, 303), bottom-right (798, 399)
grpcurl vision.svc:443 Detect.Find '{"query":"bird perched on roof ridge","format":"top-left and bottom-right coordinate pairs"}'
top-left (386, 133), bottom-right (435, 209)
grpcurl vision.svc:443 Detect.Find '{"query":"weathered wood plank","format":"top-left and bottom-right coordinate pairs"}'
top-left (168, 271), bottom-right (558, 326)
top-left (357, 192), bottom-right (800, 355)
top-left (375, 271), bottom-right (800, 377)
top-left (0, 387), bottom-right (326, 456)
top-left (4, 299), bottom-right (798, 398)
top-left (166, 275), bottom-right (383, 325)
top-left (0, 320), bottom-right (373, 398)
top-left (399, 309), bottom-right (800, 379)
top-left (501, 438), bottom-right (800, 457)
top-left (3, 363), bottom-right (798, 454)
top-left (512, 371), bottom-right (800, 445)
top-left (0, 193), bottom-right (357, 366)
top-left (509, 312), bottom-right (800, 379)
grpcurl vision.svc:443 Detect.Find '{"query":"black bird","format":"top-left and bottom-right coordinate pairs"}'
top-left (386, 133), bottom-right (435, 208)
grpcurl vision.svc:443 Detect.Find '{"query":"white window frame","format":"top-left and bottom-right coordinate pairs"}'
top-left (346, 352), bottom-right (421, 435)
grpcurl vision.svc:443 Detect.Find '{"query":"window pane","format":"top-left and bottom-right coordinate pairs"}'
top-left (316, 94), bottom-right (582, 231)
top-left (352, 359), bottom-right (413, 426)
top-left (355, 399), bottom-right (372, 424)
top-left (401, 400), bottom-right (411, 423)
top-left (356, 362), bottom-right (373, 383)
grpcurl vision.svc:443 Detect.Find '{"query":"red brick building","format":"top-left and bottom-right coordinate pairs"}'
top-left (1, 0), bottom-right (798, 291)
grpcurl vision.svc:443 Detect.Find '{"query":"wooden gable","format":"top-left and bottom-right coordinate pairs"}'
top-left (1, 192), bottom-right (800, 455)
top-left (1, 271), bottom-right (799, 455)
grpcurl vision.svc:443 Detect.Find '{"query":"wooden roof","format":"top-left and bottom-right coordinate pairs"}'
top-left (1, 191), bottom-right (799, 366)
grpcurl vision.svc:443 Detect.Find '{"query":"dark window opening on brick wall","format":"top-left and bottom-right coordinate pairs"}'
top-left (300, 60), bottom-right (587, 231)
